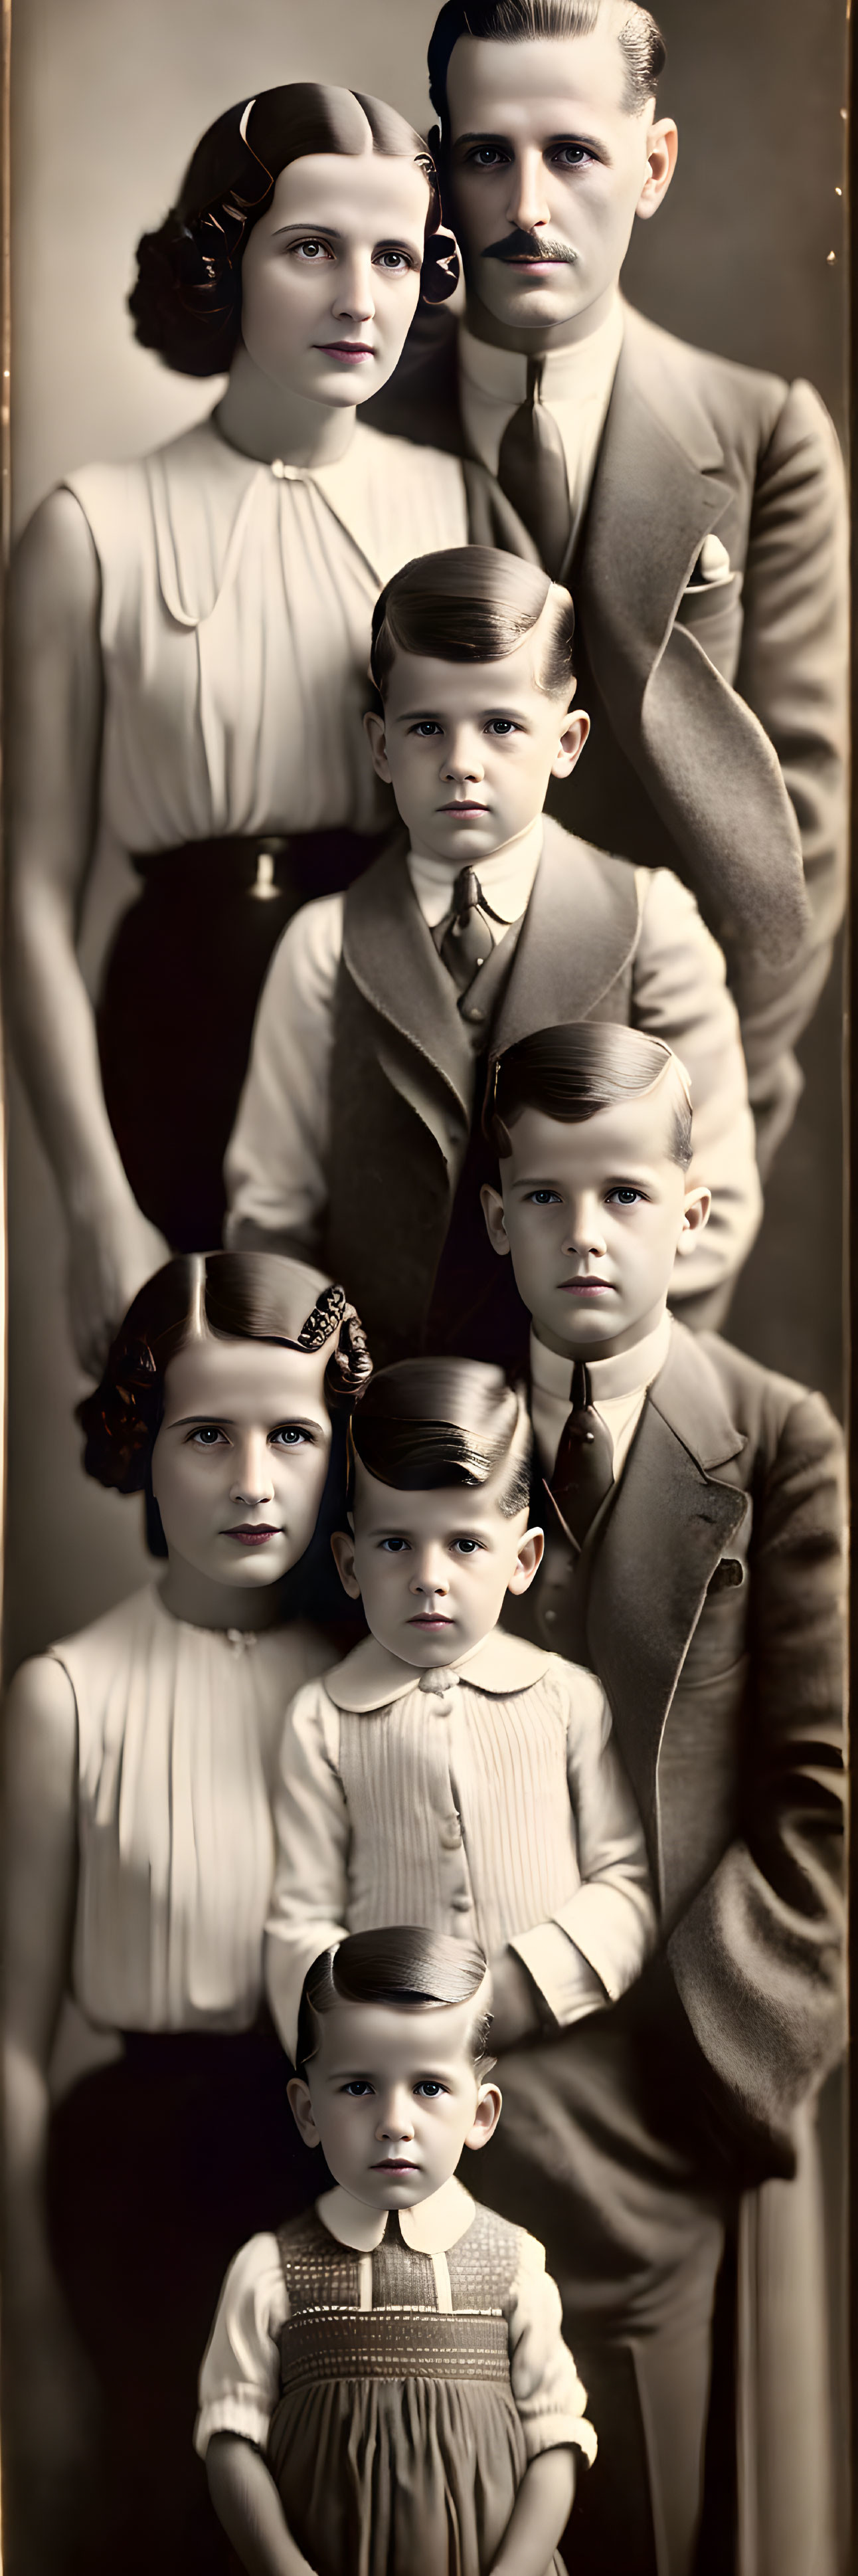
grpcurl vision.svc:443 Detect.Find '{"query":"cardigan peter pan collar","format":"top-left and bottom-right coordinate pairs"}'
top-left (324, 1627), bottom-right (551, 1714)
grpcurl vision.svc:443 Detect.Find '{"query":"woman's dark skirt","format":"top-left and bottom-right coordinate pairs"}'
top-left (97, 829), bottom-right (388, 1250)
top-left (47, 2025), bottom-right (321, 2576)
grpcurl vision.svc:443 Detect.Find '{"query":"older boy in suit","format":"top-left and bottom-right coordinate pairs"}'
top-left (226, 547), bottom-right (759, 1365)
top-left (476, 1020), bottom-right (845, 2576)
top-left (366, 0), bottom-right (847, 1176)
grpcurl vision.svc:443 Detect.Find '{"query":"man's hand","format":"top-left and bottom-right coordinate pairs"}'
top-left (489, 1948), bottom-right (545, 2052)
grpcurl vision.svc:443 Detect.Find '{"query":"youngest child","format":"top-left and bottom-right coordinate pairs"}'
top-left (197, 1928), bottom-right (596, 2576)
top-left (264, 1357), bottom-right (655, 2068)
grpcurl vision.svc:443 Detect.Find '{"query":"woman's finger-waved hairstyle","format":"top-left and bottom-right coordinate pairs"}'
top-left (129, 83), bottom-right (459, 379)
top-left (370, 546), bottom-right (576, 707)
top-left (349, 1355), bottom-right (533, 1518)
top-left (296, 1927), bottom-right (493, 2079)
top-left (77, 1251), bottom-right (373, 1508)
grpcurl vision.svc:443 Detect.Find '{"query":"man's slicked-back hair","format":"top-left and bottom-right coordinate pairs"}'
top-left (349, 1355), bottom-right (533, 1518)
top-left (428, 0), bottom-right (667, 130)
top-left (296, 1927), bottom-right (493, 2078)
top-left (371, 546), bottom-right (575, 706)
top-left (487, 1022), bottom-right (693, 1167)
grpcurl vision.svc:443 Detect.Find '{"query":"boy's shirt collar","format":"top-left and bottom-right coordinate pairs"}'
top-left (316, 2174), bottom-right (475, 2254)
top-left (406, 819), bottom-right (544, 930)
top-left (531, 1310), bottom-right (673, 1407)
top-left (530, 1312), bottom-right (673, 1484)
top-left (324, 1625), bottom-right (551, 1712)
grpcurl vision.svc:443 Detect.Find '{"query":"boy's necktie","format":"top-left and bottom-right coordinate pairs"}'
top-left (435, 866), bottom-right (501, 994)
top-left (497, 358), bottom-right (571, 578)
top-left (549, 1359), bottom-right (614, 1548)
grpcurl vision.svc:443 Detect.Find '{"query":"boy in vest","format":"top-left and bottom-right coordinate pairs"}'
top-left (225, 546), bottom-right (759, 1369)
top-left (475, 1019), bottom-right (845, 2576)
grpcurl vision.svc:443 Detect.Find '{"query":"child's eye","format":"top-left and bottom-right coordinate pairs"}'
top-left (464, 144), bottom-right (511, 170)
top-left (414, 2080), bottom-right (446, 2098)
top-left (549, 144), bottom-right (595, 169)
top-left (606, 1187), bottom-right (646, 1207)
top-left (485, 720), bottom-right (518, 736)
top-left (408, 722), bottom-right (443, 737)
top-left (527, 1189), bottom-right (561, 1207)
top-left (451, 1538), bottom-right (482, 1555)
top-left (379, 1536), bottom-right (410, 1553)
top-left (340, 2080), bottom-right (374, 2096)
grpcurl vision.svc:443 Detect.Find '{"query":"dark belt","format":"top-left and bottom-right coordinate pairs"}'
top-left (130, 827), bottom-right (390, 901)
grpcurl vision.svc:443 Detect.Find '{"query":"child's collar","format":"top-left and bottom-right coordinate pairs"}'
top-left (323, 1626), bottom-right (551, 1713)
top-left (316, 2173), bottom-right (476, 2254)
top-left (530, 1310), bottom-right (673, 1407)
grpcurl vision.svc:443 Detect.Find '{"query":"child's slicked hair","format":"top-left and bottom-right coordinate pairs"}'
top-left (296, 1926), bottom-right (493, 2078)
top-left (370, 546), bottom-right (576, 706)
top-left (485, 1023), bottom-right (693, 1168)
top-left (349, 1355), bottom-right (533, 1517)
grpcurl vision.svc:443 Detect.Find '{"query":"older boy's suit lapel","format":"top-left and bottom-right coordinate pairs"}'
top-left (585, 1326), bottom-right (747, 1898)
top-left (342, 826), bottom-right (641, 1157)
top-left (572, 308), bottom-right (808, 963)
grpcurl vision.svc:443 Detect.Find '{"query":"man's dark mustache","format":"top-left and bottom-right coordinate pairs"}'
top-left (483, 228), bottom-right (578, 264)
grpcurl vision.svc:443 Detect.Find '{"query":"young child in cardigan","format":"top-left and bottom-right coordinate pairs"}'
top-left (264, 1356), bottom-right (655, 2072)
top-left (224, 544), bottom-right (760, 1368)
top-left (198, 1928), bottom-right (596, 2576)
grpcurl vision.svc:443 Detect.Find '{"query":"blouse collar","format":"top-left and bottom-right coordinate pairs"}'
top-left (316, 2174), bottom-right (476, 2253)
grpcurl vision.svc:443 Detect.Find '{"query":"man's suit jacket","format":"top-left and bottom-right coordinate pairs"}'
top-left (366, 301), bottom-right (847, 1173)
top-left (515, 1322), bottom-right (845, 2173)
top-left (323, 823), bottom-right (759, 1362)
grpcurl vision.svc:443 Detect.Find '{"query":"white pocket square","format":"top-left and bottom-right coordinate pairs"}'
top-left (685, 532), bottom-right (734, 591)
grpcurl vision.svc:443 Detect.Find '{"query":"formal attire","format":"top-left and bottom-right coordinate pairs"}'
top-left (44, 1586), bottom-right (333, 2575)
top-left (485, 1322), bottom-right (846, 2576)
top-left (225, 817), bottom-right (761, 1361)
top-left (63, 413), bottom-right (468, 1243)
top-left (265, 1624), bottom-right (655, 2078)
top-left (196, 2179), bottom-right (596, 2576)
top-left (366, 297), bottom-right (847, 1174)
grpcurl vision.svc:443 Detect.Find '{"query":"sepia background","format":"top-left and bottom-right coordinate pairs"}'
top-left (3, 0), bottom-right (850, 2556)
top-left (5, 0), bottom-right (847, 1674)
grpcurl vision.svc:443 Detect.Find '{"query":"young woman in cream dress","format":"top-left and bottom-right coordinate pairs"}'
top-left (8, 83), bottom-right (468, 1370)
top-left (2, 1249), bottom-right (370, 2576)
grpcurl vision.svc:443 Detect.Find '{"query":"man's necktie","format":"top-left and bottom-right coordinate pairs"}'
top-left (435, 866), bottom-right (499, 995)
top-left (496, 357), bottom-right (572, 579)
top-left (550, 1358), bottom-right (614, 1548)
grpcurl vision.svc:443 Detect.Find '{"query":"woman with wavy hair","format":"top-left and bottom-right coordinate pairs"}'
top-left (8, 83), bottom-right (466, 1373)
top-left (1, 1250), bottom-right (371, 2576)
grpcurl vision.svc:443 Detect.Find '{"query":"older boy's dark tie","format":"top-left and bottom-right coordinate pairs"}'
top-left (436, 866), bottom-right (500, 993)
top-left (497, 358), bottom-right (571, 578)
top-left (550, 1359), bottom-right (614, 1548)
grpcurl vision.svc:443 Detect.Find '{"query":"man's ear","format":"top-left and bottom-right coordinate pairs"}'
top-left (363, 708), bottom-right (392, 783)
top-left (481, 1181), bottom-right (510, 1257)
top-left (507, 1526), bottom-right (544, 1595)
top-left (464, 2080), bottom-right (503, 2153)
top-left (636, 116), bottom-right (678, 220)
top-left (552, 705), bottom-right (589, 780)
top-left (675, 1183), bottom-right (711, 1256)
top-left (286, 2076), bottom-right (321, 2148)
top-left (331, 1528), bottom-right (362, 1597)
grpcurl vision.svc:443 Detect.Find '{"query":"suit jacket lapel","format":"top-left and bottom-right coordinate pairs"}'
top-left (343, 848), bottom-right (473, 1155)
top-left (586, 1325), bottom-right (747, 1896)
top-left (494, 821), bottom-right (640, 1049)
top-left (576, 305), bottom-right (732, 726)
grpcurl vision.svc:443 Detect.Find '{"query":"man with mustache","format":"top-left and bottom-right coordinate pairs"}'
top-left (367, 0), bottom-right (846, 1182)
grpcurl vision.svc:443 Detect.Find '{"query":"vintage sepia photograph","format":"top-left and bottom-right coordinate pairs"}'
top-left (0, 1), bottom-right (849, 2572)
